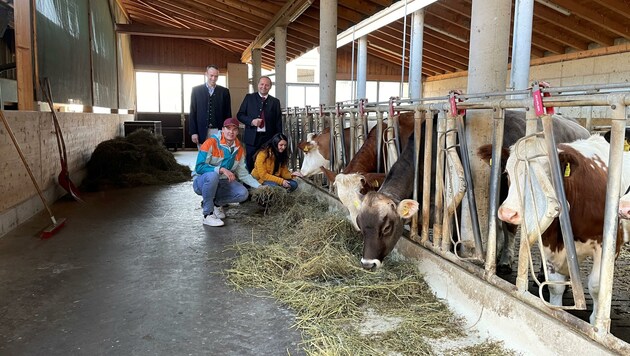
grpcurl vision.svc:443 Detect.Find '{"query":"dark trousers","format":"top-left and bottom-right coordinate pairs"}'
top-left (245, 144), bottom-right (258, 172)
top-left (245, 134), bottom-right (272, 172)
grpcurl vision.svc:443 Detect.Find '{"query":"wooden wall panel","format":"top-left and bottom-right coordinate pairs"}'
top-left (131, 36), bottom-right (242, 73)
top-left (0, 111), bottom-right (131, 237)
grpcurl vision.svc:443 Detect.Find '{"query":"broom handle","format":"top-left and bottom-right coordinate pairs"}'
top-left (0, 110), bottom-right (56, 223)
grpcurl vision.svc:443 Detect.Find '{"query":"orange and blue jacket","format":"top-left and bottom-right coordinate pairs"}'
top-left (194, 133), bottom-right (260, 188)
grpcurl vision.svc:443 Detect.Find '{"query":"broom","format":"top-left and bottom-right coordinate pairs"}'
top-left (0, 110), bottom-right (66, 238)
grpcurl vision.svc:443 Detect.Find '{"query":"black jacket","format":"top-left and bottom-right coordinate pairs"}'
top-left (237, 93), bottom-right (282, 146)
top-left (189, 84), bottom-right (232, 143)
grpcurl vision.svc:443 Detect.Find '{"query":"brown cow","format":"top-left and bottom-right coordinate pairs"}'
top-left (358, 111), bottom-right (590, 270)
top-left (320, 113), bottom-right (416, 230)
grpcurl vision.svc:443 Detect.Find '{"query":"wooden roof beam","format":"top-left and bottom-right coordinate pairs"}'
top-left (553, 0), bottom-right (629, 38)
top-left (241, 0), bottom-right (314, 63)
top-left (115, 23), bottom-right (254, 41)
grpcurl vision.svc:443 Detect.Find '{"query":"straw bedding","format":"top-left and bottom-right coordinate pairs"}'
top-left (82, 129), bottom-right (191, 191)
top-left (227, 188), bottom-right (516, 355)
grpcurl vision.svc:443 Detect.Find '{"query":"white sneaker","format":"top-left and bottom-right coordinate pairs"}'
top-left (203, 214), bottom-right (224, 227)
top-left (213, 205), bottom-right (226, 219)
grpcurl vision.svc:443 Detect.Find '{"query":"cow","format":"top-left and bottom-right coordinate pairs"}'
top-left (320, 112), bottom-right (416, 230)
top-left (498, 134), bottom-right (628, 323)
top-left (357, 110), bottom-right (590, 270)
top-left (298, 127), bottom-right (353, 177)
top-left (476, 115), bottom-right (590, 273)
top-left (298, 120), bottom-right (379, 177)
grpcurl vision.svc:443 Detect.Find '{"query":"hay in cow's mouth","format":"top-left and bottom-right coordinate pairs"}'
top-left (225, 191), bottom-right (517, 355)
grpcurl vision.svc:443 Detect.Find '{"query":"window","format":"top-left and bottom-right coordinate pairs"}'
top-left (183, 74), bottom-right (204, 113)
top-left (136, 72), bottom-right (159, 112)
top-left (159, 73), bottom-right (182, 113)
top-left (135, 71), bottom-right (225, 113)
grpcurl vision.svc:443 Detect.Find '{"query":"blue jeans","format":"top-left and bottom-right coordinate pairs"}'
top-left (193, 171), bottom-right (249, 215)
top-left (263, 179), bottom-right (298, 192)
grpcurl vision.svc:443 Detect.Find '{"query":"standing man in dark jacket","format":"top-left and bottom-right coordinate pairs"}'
top-left (237, 76), bottom-right (283, 171)
top-left (189, 65), bottom-right (232, 147)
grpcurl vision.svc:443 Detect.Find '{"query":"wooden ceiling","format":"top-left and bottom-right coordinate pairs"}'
top-left (116, 0), bottom-right (630, 78)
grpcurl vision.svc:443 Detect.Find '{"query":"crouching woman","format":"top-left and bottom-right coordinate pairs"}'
top-left (252, 133), bottom-right (302, 191)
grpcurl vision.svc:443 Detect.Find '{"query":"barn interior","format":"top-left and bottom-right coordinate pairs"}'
top-left (0, 0), bottom-right (630, 354)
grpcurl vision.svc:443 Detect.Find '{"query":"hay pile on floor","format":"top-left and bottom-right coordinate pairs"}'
top-left (82, 129), bottom-right (191, 191)
top-left (226, 191), bottom-right (516, 355)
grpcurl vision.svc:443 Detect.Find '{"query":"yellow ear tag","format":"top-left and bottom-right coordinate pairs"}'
top-left (303, 146), bottom-right (310, 153)
top-left (373, 180), bottom-right (379, 187)
top-left (564, 163), bottom-right (571, 177)
top-left (624, 139), bottom-right (630, 152)
top-left (489, 158), bottom-right (492, 167)
top-left (401, 205), bottom-right (409, 216)
top-left (353, 200), bottom-right (360, 208)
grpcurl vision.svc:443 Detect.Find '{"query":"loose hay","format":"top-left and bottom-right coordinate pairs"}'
top-left (226, 191), bottom-right (516, 355)
top-left (82, 129), bottom-right (191, 191)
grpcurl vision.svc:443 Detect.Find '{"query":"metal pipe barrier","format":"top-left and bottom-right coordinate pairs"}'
top-left (283, 83), bottom-right (630, 342)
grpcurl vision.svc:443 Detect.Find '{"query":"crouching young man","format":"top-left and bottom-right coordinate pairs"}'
top-left (193, 117), bottom-right (261, 226)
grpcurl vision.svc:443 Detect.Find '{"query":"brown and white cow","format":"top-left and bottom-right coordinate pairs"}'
top-left (357, 111), bottom-right (590, 270)
top-left (298, 127), bottom-right (353, 176)
top-left (498, 135), bottom-right (628, 323)
top-left (321, 113), bottom-right (416, 230)
top-left (476, 115), bottom-right (590, 272)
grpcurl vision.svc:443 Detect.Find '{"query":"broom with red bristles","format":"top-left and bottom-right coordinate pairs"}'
top-left (0, 109), bottom-right (66, 238)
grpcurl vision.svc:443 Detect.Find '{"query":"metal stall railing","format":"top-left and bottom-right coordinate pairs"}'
top-left (282, 82), bottom-right (630, 351)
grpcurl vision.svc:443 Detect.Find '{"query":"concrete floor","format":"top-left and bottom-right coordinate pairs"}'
top-left (0, 151), bottom-right (304, 355)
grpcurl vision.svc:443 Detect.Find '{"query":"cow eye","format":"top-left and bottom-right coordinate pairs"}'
top-left (382, 223), bottom-right (392, 236)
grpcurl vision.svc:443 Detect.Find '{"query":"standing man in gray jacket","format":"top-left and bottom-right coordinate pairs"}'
top-left (189, 65), bottom-right (232, 147)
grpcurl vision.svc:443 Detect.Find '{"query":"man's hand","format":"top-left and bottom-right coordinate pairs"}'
top-left (281, 180), bottom-right (290, 188)
top-left (220, 167), bottom-right (236, 182)
top-left (291, 171), bottom-right (303, 178)
top-left (251, 118), bottom-right (262, 127)
top-left (191, 134), bottom-right (199, 145)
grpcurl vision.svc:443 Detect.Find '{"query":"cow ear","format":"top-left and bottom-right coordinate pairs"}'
top-left (558, 151), bottom-right (579, 177)
top-left (477, 144), bottom-right (493, 165)
top-left (397, 199), bottom-right (419, 219)
top-left (297, 141), bottom-right (308, 152)
top-left (320, 166), bottom-right (337, 183)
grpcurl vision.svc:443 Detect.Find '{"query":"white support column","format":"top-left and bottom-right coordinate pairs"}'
top-left (409, 9), bottom-right (424, 101)
top-left (252, 48), bottom-right (262, 92)
top-left (460, 0), bottom-right (512, 255)
top-left (275, 26), bottom-right (287, 108)
top-left (357, 36), bottom-right (367, 101)
top-left (319, 0), bottom-right (337, 107)
top-left (510, 0), bottom-right (534, 94)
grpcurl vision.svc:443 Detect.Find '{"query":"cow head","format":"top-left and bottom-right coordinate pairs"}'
top-left (298, 133), bottom-right (330, 177)
top-left (498, 136), bottom-right (563, 237)
top-left (356, 191), bottom-right (419, 269)
top-left (333, 173), bottom-right (367, 231)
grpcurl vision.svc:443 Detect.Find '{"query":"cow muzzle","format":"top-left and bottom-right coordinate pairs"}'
top-left (498, 206), bottom-right (521, 225)
top-left (360, 258), bottom-right (382, 270)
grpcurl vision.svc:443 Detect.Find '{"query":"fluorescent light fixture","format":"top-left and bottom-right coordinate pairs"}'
top-left (535, 0), bottom-right (571, 16)
top-left (289, 0), bottom-right (312, 22)
top-left (337, 0), bottom-right (438, 48)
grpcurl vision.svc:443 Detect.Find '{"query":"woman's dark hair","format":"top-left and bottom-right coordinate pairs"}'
top-left (255, 133), bottom-right (290, 174)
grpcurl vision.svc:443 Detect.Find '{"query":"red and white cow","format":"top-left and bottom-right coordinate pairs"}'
top-left (358, 111), bottom-right (590, 270)
top-left (298, 127), bottom-right (353, 177)
top-left (320, 113), bottom-right (416, 230)
top-left (498, 135), bottom-right (628, 323)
